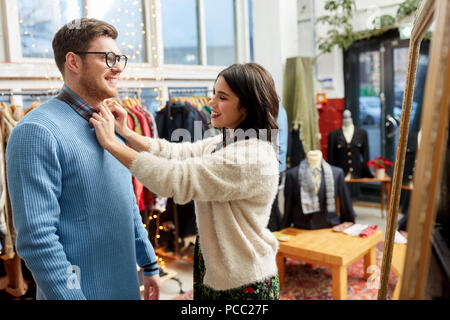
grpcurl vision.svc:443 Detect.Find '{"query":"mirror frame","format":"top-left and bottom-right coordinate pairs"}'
top-left (378, 0), bottom-right (450, 300)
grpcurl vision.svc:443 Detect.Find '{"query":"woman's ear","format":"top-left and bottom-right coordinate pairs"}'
top-left (239, 105), bottom-right (248, 118)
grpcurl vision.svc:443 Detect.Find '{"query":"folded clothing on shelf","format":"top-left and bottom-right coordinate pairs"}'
top-left (343, 224), bottom-right (368, 236)
top-left (359, 225), bottom-right (378, 238)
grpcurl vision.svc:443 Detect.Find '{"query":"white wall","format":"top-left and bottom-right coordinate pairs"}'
top-left (299, 0), bottom-right (406, 99)
top-left (0, 1), bottom-right (5, 62)
top-left (252, 0), bottom-right (298, 101)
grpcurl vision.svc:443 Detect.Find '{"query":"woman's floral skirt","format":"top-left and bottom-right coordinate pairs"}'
top-left (193, 235), bottom-right (280, 300)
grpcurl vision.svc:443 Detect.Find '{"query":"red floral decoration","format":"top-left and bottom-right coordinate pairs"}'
top-left (366, 156), bottom-right (393, 172)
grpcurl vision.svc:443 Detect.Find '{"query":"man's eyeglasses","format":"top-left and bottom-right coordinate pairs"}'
top-left (73, 51), bottom-right (128, 70)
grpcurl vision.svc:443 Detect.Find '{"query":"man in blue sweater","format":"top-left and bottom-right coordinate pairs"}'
top-left (6, 18), bottom-right (161, 300)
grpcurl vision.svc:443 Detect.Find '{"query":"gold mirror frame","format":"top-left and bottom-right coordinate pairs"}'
top-left (378, 0), bottom-right (450, 300)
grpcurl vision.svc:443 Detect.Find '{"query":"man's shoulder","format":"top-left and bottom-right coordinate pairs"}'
top-left (20, 98), bottom-right (76, 129)
top-left (12, 99), bottom-right (71, 139)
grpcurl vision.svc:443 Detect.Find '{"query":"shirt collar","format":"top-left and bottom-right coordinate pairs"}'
top-left (56, 85), bottom-right (95, 122)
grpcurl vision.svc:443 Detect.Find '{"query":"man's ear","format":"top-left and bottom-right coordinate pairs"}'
top-left (65, 52), bottom-right (82, 75)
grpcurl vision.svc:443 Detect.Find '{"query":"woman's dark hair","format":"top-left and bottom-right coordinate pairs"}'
top-left (216, 63), bottom-right (279, 146)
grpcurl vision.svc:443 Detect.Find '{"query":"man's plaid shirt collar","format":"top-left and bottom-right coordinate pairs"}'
top-left (56, 85), bottom-right (95, 122)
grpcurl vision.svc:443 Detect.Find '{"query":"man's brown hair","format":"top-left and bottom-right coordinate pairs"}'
top-left (52, 18), bottom-right (118, 76)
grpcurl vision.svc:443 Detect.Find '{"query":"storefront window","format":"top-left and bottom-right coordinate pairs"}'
top-left (18, 0), bottom-right (83, 58)
top-left (140, 88), bottom-right (161, 117)
top-left (162, 0), bottom-right (199, 65)
top-left (358, 50), bottom-right (381, 160)
top-left (89, 0), bottom-right (147, 63)
top-left (204, 0), bottom-right (236, 66)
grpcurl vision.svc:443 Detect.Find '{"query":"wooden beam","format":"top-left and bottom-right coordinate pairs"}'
top-left (400, 0), bottom-right (450, 299)
top-left (377, 0), bottom-right (436, 300)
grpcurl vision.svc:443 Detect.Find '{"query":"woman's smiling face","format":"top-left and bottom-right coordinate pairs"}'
top-left (209, 76), bottom-right (247, 129)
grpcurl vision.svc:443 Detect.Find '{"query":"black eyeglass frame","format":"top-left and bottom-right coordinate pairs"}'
top-left (73, 51), bottom-right (128, 70)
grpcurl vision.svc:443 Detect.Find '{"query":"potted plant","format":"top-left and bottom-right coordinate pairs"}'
top-left (367, 156), bottom-right (393, 179)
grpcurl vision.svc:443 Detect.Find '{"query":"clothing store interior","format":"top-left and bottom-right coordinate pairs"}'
top-left (0, 0), bottom-right (448, 301)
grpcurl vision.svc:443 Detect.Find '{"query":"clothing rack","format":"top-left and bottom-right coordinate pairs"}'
top-left (0, 90), bottom-right (60, 97)
top-left (168, 88), bottom-right (211, 98)
top-left (117, 88), bottom-right (142, 99)
top-left (0, 88), bottom-right (142, 98)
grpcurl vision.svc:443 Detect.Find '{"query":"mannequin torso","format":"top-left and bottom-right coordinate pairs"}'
top-left (305, 150), bottom-right (355, 231)
top-left (341, 110), bottom-right (355, 180)
top-left (342, 123), bottom-right (355, 144)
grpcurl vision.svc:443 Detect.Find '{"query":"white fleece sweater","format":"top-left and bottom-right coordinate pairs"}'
top-left (130, 135), bottom-right (280, 290)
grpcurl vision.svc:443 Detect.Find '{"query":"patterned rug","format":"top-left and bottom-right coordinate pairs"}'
top-left (173, 243), bottom-right (397, 300)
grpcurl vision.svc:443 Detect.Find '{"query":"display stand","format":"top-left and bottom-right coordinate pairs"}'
top-left (345, 177), bottom-right (391, 218)
top-left (378, 0), bottom-right (450, 300)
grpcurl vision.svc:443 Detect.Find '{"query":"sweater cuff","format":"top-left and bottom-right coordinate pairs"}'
top-left (141, 261), bottom-right (159, 277)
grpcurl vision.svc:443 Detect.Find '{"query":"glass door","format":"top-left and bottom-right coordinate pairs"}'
top-left (383, 39), bottom-right (429, 171)
top-left (344, 32), bottom-right (429, 202)
top-left (358, 50), bottom-right (382, 162)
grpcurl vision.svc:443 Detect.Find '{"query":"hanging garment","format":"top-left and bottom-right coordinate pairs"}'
top-left (287, 128), bottom-right (306, 169)
top-left (185, 102), bottom-right (209, 134)
top-left (327, 127), bottom-right (373, 178)
top-left (131, 106), bottom-right (156, 210)
top-left (0, 108), bottom-right (17, 260)
top-left (126, 107), bottom-right (142, 135)
top-left (0, 196), bottom-right (7, 244)
top-left (24, 101), bottom-right (41, 116)
top-left (283, 163), bottom-right (356, 230)
top-left (140, 107), bottom-right (159, 138)
top-left (282, 56), bottom-right (320, 153)
top-left (0, 102), bottom-right (35, 299)
top-left (156, 101), bottom-right (203, 143)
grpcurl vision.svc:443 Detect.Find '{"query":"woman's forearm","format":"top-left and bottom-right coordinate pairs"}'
top-left (106, 140), bottom-right (139, 169)
top-left (121, 129), bottom-right (151, 152)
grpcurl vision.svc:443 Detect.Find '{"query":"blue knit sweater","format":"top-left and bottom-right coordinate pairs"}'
top-left (6, 98), bottom-right (158, 300)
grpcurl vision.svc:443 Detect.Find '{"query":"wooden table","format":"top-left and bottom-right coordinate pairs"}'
top-left (390, 243), bottom-right (407, 300)
top-left (345, 177), bottom-right (391, 218)
top-left (275, 227), bottom-right (383, 300)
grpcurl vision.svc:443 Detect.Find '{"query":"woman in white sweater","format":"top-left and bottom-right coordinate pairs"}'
top-left (90, 63), bottom-right (281, 300)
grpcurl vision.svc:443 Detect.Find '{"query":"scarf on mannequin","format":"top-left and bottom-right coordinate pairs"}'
top-left (299, 159), bottom-right (335, 214)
